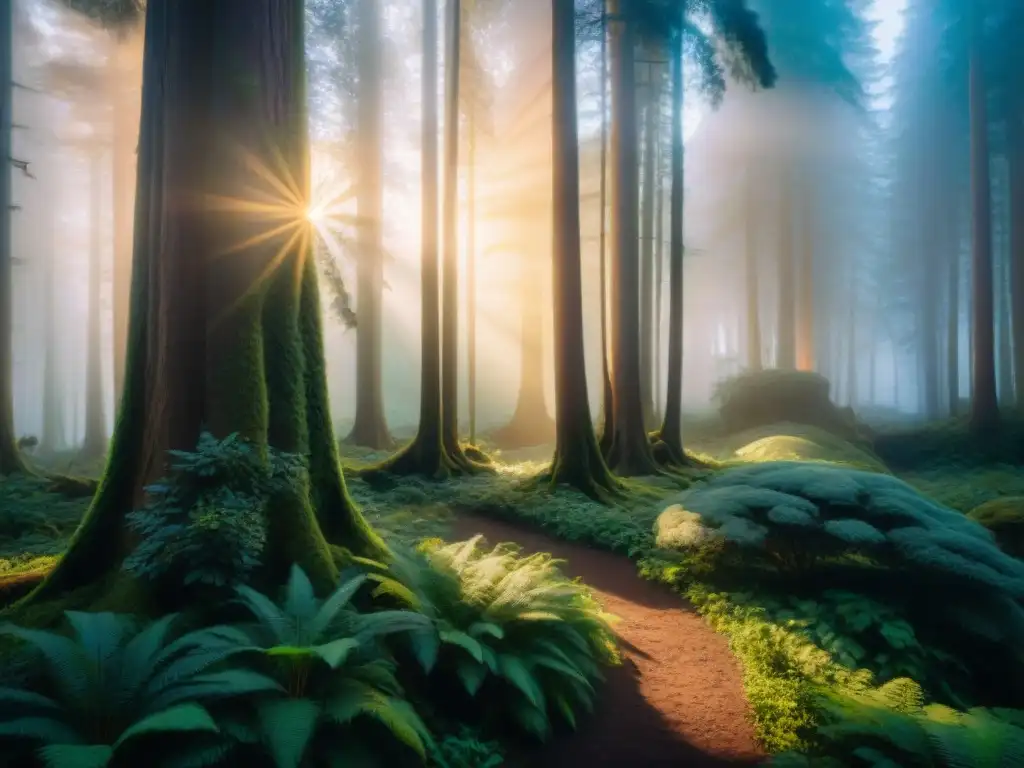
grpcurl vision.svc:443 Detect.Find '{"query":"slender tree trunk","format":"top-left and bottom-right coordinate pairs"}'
top-left (597, 7), bottom-right (614, 448)
top-left (110, 41), bottom-right (135, 407)
top-left (744, 163), bottom-right (762, 370)
top-left (922, 185), bottom-right (941, 418)
top-left (346, 0), bottom-right (392, 449)
top-left (999, 247), bottom-right (1014, 404)
top-left (0, 0), bottom-right (25, 475)
top-left (639, 61), bottom-right (657, 429)
top-left (845, 260), bottom-right (857, 406)
top-left (968, 8), bottom-right (998, 432)
top-left (947, 234), bottom-right (960, 415)
top-left (23, 0), bottom-right (385, 613)
top-left (1011, 109), bottom-right (1024, 409)
top-left (80, 151), bottom-right (107, 460)
top-left (440, 0), bottom-right (470, 461)
top-left (467, 75), bottom-right (477, 445)
top-left (776, 169), bottom-right (796, 369)
top-left (654, 26), bottom-right (684, 465)
top-left (652, 119), bottom-right (664, 419)
top-left (41, 155), bottom-right (62, 455)
top-left (605, 0), bottom-right (658, 475)
top-left (379, 0), bottom-right (452, 476)
top-left (547, 0), bottom-right (617, 497)
top-left (795, 175), bottom-right (814, 371)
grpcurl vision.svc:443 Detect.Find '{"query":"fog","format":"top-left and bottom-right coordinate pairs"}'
top-left (6, 0), bottom-right (1013, 456)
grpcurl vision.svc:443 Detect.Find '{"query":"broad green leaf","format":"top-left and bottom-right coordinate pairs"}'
top-left (0, 716), bottom-right (83, 743)
top-left (311, 575), bottom-right (368, 638)
top-left (39, 744), bottom-right (113, 768)
top-left (499, 655), bottom-right (544, 709)
top-left (440, 629), bottom-right (484, 663)
top-left (312, 638), bottom-right (360, 670)
top-left (113, 703), bottom-right (218, 748)
top-left (257, 697), bottom-right (321, 768)
top-left (456, 658), bottom-right (488, 696)
top-left (362, 694), bottom-right (430, 759)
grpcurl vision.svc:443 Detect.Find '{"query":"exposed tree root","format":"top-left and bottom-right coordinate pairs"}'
top-left (360, 433), bottom-right (493, 481)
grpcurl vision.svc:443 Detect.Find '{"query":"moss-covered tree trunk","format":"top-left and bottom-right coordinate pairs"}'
top-left (547, 0), bottom-right (618, 498)
top-left (744, 163), bottom-right (762, 371)
top-left (80, 150), bottom-right (108, 460)
top-left (21, 0), bottom-right (385, 612)
top-left (604, 0), bottom-right (658, 477)
top-left (346, 0), bottom-right (392, 450)
top-left (967, 5), bottom-right (998, 434)
top-left (654, 29), bottom-right (684, 466)
top-left (0, 1), bottom-right (26, 476)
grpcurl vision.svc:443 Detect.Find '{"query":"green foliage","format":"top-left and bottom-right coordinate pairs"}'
top-left (428, 726), bottom-right (504, 768)
top-left (220, 564), bottom-right (434, 766)
top-left (655, 462), bottom-right (1024, 702)
top-left (772, 685), bottom-right (1024, 767)
top-left (0, 610), bottom-right (257, 767)
top-left (743, 591), bottom-right (971, 705)
top-left (968, 498), bottom-right (1024, 559)
top-left (872, 415), bottom-right (1024, 472)
top-left (717, 423), bottom-right (889, 473)
top-left (361, 536), bottom-right (619, 741)
top-left (124, 432), bottom-right (306, 594)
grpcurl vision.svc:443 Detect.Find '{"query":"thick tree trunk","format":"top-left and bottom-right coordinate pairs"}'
top-left (346, 0), bottom-right (392, 449)
top-left (21, 0), bottom-right (385, 614)
top-left (744, 163), bottom-right (761, 371)
top-left (968, 12), bottom-right (998, 433)
top-left (546, 0), bottom-right (617, 497)
top-left (605, 0), bottom-right (658, 476)
top-left (653, 125), bottom-right (664, 420)
top-left (0, 0), bottom-right (25, 476)
top-left (80, 151), bottom-right (108, 460)
top-left (776, 170), bottom-right (796, 369)
top-left (467, 84), bottom-right (477, 444)
top-left (638, 63), bottom-right (657, 430)
top-left (654, 26), bottom-right (684, 465)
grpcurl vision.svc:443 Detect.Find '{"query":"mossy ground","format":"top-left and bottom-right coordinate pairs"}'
top-left (3, 416), bottom-right (1024, 759)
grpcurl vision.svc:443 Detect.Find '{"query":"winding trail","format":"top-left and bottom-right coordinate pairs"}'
top-left (450, 514), bottom-right (765, 768)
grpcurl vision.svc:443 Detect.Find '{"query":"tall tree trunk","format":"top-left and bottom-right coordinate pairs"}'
top-left (999, 247), bottom-right (1014, 404)
top-left (379, 0), bottom-right (453, 476)
top-left (794, 175), bottom-right (814, 371)
top-left (845, 261), bottom-right (857, 406)
top-left (597, 7), bottom-right (613, 447)
top-left (80, 151), bottom-right (107, 460)
top-left (654, 25), bottom-right (684, 465)
top-left (605, 0), bottom-right (658, 475)
top-left (41, 156), bottom-right (62, 455)
top-left (968, 8), bottom-right (998, 433)
top-left (638, 60), bottom-right (657, 429)
top-left (652, 119), bottom-right (664, 419)
top-left (947, 234), bottom-right (960, 415)
top-left (0, 0), bottom-right (25, 475)
top-left (744, 163), bottom-right (762, 370)
top-left (466, 70), bottom-right (477, 445)
top-left (110, 41), bottom-right (135, 407)
top-left (22, 0), bottom-right (385, 613)
top-left (440, 0), bottom-right (472, 464)
top-left (776, 170), bottom-right (796, 369)
top-left (1010, 107), bottom-right (1024, 409)
top-left (921, 185), bottom-right (941, 418)
top-left (346, 0), bottom-right (392, 449)
top-left (546, 0), bottom-right (617, 497)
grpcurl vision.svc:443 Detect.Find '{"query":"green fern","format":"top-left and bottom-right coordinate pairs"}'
top-left (0, 611), bottom-right (273, 767)
top-left (222, 564), bottom-right (435, 767)
top-left (362, 536), bottom-right (619, 741)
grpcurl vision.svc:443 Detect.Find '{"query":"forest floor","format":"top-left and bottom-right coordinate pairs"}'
top-left (1, 419), bottom-right (1023, 764)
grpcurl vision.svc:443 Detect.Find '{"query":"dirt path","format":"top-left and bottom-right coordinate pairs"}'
top-left (450, 514), bottom-right (765, 768)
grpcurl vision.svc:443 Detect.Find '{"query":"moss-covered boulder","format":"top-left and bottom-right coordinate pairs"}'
top-left (722, 422), bottom-right (888, 473)
top-left (655, 461), bottom-right (1024, 705)
top-left (713, 369), bottom-right (872, 445)
top-left (968, 498), bottom-right (1024, 559)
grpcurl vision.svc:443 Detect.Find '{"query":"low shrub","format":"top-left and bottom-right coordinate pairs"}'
top-left (968, 497), bottom-right (1024, 559)
top-left (361, 536), bottom-right (620, 741)
top-left (722, 423), bottom-right (889, 473)
top-left (713, 369), bottom-right (871, 445)
top-left (654, 462), bottom-right (1024, 706)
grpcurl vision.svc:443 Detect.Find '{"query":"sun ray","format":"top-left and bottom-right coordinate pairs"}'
top-left (214, 218), bottom-right (304, 258)
top-left (233, 143), bottom-right (304, 208)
